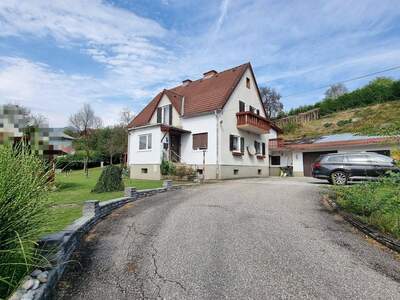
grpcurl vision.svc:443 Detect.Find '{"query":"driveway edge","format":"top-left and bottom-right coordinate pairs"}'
top-left (322, 194), bottom-right (400, 253)
top-left (9, 181), bottom-right (182, 300)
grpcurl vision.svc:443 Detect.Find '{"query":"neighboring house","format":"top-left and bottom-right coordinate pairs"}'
top-left (269, 133), bottom-right (400, 177)
top-left (0, 104), bottom-right (74, 156)
top-left (127, 62), bottom-right (276, 180)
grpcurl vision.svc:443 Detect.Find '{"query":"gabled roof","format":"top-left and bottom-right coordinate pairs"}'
top-left (129, 62), bottom-right (254, 128)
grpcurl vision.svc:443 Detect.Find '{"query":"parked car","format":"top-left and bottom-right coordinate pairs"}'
top-left (312, 152), bottom-right (399, 185)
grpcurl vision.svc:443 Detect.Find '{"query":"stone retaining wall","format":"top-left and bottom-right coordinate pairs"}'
top-left (10, 181), bottom-right (179, 300)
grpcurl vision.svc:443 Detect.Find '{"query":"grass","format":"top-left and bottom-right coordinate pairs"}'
top-left (282, 100), bottom-right (400, 140)
top-left (333, 173), bottom-right (400, 239)
top-left (44, 167), bottom-right (162, 234)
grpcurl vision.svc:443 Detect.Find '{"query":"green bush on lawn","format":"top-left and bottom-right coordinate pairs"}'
top-left (0, 144), bottom-right (51, 298)
top-left (92, 165), bottom-right (124, 193)
top-left (334, 172), bottom-right (400, 239)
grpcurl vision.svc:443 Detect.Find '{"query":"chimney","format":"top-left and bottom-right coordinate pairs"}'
top-left (203, 70), bottom-right (218, 79)
top-left (182, 79), bottom-right (192, 86)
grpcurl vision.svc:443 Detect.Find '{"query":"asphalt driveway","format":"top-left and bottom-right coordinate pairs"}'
top-left (56, 178), bottom-right (400, 299)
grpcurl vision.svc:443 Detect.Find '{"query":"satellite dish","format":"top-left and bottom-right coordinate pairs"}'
top-left (247, 145), bottom-right (256, 156)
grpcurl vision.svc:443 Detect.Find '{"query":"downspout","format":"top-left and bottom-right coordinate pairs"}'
top-left (215, 109), bottom-right (221, 179)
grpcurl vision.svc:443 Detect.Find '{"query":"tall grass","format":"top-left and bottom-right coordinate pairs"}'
top-left (0, 144), bottom-right (51, 298)
top-left (334, 172), bottom-right (400, 239)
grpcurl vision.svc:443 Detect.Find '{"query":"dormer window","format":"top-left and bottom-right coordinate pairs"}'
top-left (246, 77), bottom-right (250, 89)
top-left (156, 104), bottom-right (172, 125)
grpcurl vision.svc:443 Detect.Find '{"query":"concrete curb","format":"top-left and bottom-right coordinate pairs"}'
top-left (323, 195), bottom-right (400, 253)
top-left (10, 181), bottom-right (181, 300)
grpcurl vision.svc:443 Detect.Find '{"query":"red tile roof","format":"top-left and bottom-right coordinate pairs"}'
top-left (129, 62), bottom-right (255, 128)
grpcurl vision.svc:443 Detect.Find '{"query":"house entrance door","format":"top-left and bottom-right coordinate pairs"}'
top-left (170, 134), bottom-right (181, 162)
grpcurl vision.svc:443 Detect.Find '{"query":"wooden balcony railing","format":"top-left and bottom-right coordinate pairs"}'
top-left (236, 111), bottom-right (270, 134)
top-left (269, 138), bottom-right (285, 149)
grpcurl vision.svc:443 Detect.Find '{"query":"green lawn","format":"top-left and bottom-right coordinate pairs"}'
top-left (44, 167), bottom-right (162, 234)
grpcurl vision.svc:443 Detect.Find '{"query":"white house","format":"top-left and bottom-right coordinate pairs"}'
top-left (127, 62), bottom-right (280, 180)
top-left (268, 133), bottom-right (400, 177)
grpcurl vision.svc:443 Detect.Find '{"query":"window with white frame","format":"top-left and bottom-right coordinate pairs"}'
top-left (229, 135), bottom-right (244, 154)
top-left (157, 105), bottom-right (171, 125)
top-left (139, 134), bottom-right (152, 150)
top-left (254, 141), bottom-right (261, 154)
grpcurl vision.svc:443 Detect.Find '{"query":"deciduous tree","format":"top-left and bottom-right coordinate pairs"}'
top-left (259, 87), bottom-right (284, 119)
top-left (69, 104), bottom-right (102, 177)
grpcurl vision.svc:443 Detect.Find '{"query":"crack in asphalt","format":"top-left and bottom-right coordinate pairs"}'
top-left (125, 221), bottom-right (187, 299)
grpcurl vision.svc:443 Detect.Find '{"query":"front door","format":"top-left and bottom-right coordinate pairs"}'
top-left (170, 134), bottom-right (181, 162)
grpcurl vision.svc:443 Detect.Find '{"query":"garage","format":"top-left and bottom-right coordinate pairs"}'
top-left (302, 151), bottom-right (337, 177)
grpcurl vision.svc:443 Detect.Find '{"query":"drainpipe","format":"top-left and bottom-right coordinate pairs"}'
top-left (215, 110), bottom-right (221, 179)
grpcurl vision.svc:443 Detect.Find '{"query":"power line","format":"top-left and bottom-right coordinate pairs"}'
top-left (282, 65), bottom-right (400, 98)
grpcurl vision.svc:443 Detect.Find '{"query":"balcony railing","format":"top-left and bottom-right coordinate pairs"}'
top-left (236, 111), bottom-right (270, 134)
top-left (269, 138), bottom-right (285, 149)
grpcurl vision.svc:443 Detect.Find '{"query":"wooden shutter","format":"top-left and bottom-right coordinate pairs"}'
top-left (240, 137), bottom-right (245, 154)
top-left (193, 133), bottom-right (208, 149)
top-left (229, 135), bottom-right (234, 151)
top-left (157, 107), bottom-right (162, 123)
top-left (262, 142), bottom-right (266, 155)
top-left (168, 104), bottom-right (172, 125)
top-left (239, 101), bottom-right (245, 112)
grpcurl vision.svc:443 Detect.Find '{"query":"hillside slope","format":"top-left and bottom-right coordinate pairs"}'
top-left (281, 100), bottom-right (400, 140)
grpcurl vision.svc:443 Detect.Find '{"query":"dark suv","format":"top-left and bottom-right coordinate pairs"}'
top-left (312, 152), bottom-right (399, 185)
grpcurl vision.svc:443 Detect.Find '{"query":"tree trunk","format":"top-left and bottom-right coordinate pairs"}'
top-left (84, 150), bottom-right (89, 177)
top-left (110, 153), bottom-right (113, 165)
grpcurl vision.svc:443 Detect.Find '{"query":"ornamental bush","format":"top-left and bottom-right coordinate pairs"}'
top-left (0, 143), bottom-right (51, 298)
top-left (92, 165), bottom-right (124, 193)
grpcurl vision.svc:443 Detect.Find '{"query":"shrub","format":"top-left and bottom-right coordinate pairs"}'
top-left (175, 165), bottom-right (196, 179)
top-left (336, 119), bottom-right (352, 127)
top-left (323, 122), bottom-right (333, 128)
top-left (0, 144), bottom-right (51, 298)
top-left (160, 160), bottom-right (176, 175)
top-left (55, 151), bottom-right (103, 170)
top-left (92, 165), bottom-right (124, 193)
top-left (334, 172), bottom-right (400, 239)
top-left (281, 122), bottom-right (300, 134)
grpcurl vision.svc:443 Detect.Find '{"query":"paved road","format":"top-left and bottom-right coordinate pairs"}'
top-left (57, 178), bottom-right (400, 299)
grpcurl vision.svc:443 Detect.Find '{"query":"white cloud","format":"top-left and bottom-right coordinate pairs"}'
top-left (1, 0), bottom-right (400, 122)
top-left (0, 56), bottom-right (131, 126)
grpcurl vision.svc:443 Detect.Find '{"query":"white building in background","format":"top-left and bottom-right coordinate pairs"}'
top-left (127, 62), bottom-right (281, 180)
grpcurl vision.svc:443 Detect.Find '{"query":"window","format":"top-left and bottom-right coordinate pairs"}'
top-left (239, 101), bottom-right (245, 112)
top-left (262, 142), bottom-right (266, 156)
top-left (254, 141), bottom-right (261, 154)
top-left (193, 133), bottom-right (208, 150)
top-left (325, 155), bottom-right (345, 163)
top-left (156, 104), bottom-right (172, 125)
top-left (246, 77), bottom-right (250, 89)
top-left (141, 168), bottom-right (148, 174)
top-left (233, 169), bottom-right (239, 175)
top-left (229, 135), bottom-right (244, 154)
top-left (258, 169), bottom-right (262, 175)
top-left (270, 155), bottom-right (281, 166)
top-left (256, 109), bottom-right (260, 115)
top-left (347, 154), bottom-right (370, 163)
top-left (249, 105), bottom-right (255, 113)
top-left (139, 134), bottom-right (152, 150)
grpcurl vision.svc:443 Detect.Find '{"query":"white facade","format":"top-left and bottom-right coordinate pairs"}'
top-left (127, 66), bottom-right (272, 180)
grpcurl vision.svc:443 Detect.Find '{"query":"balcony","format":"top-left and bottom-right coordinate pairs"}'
top-left (236, 111), bottom-right (270, 134)
top-left (269, 138), bottom-right (285, 149)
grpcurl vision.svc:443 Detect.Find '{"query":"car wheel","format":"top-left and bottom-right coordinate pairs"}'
top-left (331, 171), bottom-right (347, 185)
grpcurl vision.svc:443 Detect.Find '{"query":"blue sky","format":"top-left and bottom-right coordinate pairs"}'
top-left (1, 0), bottom-right (400, 126)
